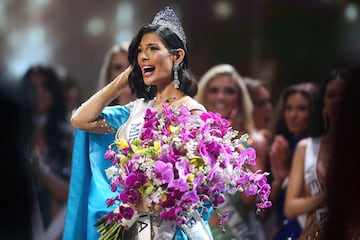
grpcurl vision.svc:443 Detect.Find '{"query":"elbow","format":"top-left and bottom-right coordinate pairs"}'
top-left (284, 201), bottom-right (297, 219)
top-left (70, 113), bottom-right (84, 130)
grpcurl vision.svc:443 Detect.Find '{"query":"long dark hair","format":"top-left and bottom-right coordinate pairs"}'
top-left (127, 24), bottom-right (198, 100)
top-left (310, 68), bottom-right (348, 137)
top-left (324, 66), bottom-right (360, 239)
top-left (21, 65), bottom-right (71, 176)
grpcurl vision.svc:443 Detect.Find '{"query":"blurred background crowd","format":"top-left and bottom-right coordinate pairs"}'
top-left (1, 0), bottom-right (360, 97)
top-left (1, 0), bottom-right (359, 239)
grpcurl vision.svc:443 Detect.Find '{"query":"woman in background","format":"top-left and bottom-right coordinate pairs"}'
top-left (269, 82), bottom-right (318, 239)
top-left (244, 77), bottom-right (273, 141)
top-left (196, 63), bottom-right (268, 240)
top-left (97, 41), bottom-right (136, 106)
top-left (323, 66), bottom-right (360, 239)
top-left (285, 69), bottom-right (348, 239)
top-left (21, 65), bottom-right (73, 240)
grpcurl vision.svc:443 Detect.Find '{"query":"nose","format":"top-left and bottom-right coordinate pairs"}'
top-left (138, 50), bottom-right (149, 62)
top-left (289, 109), bottom-right (299, 119)
top-left (216, 90), bottom-right (226, 100)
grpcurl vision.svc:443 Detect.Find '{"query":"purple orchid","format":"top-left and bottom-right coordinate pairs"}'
top-left (153, 161), bottom-right (174, 184)
top-left (101, 104), bottom-right (272, 232)
top-left (181, 190), bottom-right (199, 205)
top-left (168, 178), bottom-right (189, 192)
top-left (119, 205), bottom-right (135, 220)
top-left (104, 146), bottom-right (116, 161)
top-left (119, 188), bottom-right (140, 204)
top-left (125, 172), bottom-right (146, 188)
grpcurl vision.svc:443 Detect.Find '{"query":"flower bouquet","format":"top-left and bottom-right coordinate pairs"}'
top-left (95, 104), bottom-right (271, 239)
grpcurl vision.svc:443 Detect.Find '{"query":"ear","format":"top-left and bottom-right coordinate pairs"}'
top-left (173, 48), bottom-right (185, 65)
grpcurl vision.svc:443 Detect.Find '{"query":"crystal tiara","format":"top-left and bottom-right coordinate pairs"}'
top-left (151, 6), bottom-right (187, 47)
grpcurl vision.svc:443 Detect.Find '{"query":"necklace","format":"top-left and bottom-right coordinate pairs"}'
top-left (162, 96), bottom-right (178, 103)
top-left (156, 95), bottom-right (183, 104)
top-left (154, 94), bottom-right (184, 108)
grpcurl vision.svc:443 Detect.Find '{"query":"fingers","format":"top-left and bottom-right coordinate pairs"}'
top-left (124, 66), bottom-right (133, 75)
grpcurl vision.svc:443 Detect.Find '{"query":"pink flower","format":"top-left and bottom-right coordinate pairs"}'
top-left (245, 183), bottom-right (258, 196)
top-left (154, 161), bottom-right (174, 184)
top-left (119, 205), bottom-right (135, 220)
top-left (104, 146), bottom-right (116, 161)
top-left (119, 188), bottom-right (140, 204)
top-left (125, 172), bottom-right (146, 188)
top-left (101, 104), bottom-right (272, 232)
top-left (219, 211), bottom-right (229, 226)
top-left (241, 148), bottom-right (257, 166)
top-left (168, 179), bottom-right (189, 192)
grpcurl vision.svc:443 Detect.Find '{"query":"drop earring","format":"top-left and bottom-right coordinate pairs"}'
top-left (145, 85), bottom-right (151, 92)
top-left (173, 64), bottom-right (180, 89)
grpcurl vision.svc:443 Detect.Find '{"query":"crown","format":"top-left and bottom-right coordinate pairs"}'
top-left (151, 6), bottom-right (187, 47)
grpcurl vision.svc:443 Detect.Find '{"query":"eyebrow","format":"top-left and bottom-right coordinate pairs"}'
top-left (139, 42), bottom-right (160, 48)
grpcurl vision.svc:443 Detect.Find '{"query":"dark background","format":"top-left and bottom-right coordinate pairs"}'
top-left (1, 0), bottom-right (359, 100)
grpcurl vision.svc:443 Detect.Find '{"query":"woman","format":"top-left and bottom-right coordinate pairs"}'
top-left (21, 65), bottom-right (73, 240)
top-left (63, 7), bottom-right (213, 240)
top-left (97, 41), bottom-right (136, 106)
top-left (196, 64), bottom-right (268, 240)
top-left (285, 69), bottom-right (348, 239)
top-left (269, 82), bottom-right (318, 239)
top-left (324, 66), bottom-right (360, 239)
top-left (244, 77), bottom-right (273, 141)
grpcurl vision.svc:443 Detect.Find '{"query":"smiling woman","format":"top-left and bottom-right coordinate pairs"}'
top-left (63, 6), bottom-right (213, 240)
top-left (269, 82), bottom-right (318, 240)
top-left (196, 64), bottom-right (270, 240)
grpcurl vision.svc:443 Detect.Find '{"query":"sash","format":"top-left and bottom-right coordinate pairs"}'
top-left (178, 211), bottom-right (214, 240)
top-left (218, 194), bottom-right (252, 240)
top-left (304, 137), bottom-right (328, 233)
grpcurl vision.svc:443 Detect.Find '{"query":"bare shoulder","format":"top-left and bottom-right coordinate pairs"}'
top-left (296, 138), bottom-right (310, 150)
top-left (176, 96), bottom-right (206, 112)
top-left (292, 138), bottom-right (310, 162)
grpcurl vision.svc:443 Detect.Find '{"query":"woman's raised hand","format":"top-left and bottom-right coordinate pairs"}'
top-left (270, 135), bottom-right (291, 181)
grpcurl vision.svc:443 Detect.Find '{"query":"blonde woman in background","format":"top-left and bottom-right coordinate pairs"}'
top-left (97, 41), bottom-right (136, 106)
top-left (244, 77), bottom-right (273, 141)
top-left (196, 63), bottom-right (269, 240)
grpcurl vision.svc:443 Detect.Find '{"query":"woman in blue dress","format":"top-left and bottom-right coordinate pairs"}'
top-left (63, 7), bottom-right (213, 240)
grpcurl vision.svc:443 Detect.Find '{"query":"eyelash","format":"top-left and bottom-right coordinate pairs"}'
top-left (137, 46), bottom-right (159, 53)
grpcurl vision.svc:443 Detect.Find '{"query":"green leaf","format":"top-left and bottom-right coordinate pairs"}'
top-left (144, 183), bottom-right (154, 196)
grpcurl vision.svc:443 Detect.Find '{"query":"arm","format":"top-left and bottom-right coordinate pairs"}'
top-left (37, 164), bottom-right (69, 201)
top-left (284, 139), bottom-right (325, 218)
top-left (71, 67), bottom-right (132, 133)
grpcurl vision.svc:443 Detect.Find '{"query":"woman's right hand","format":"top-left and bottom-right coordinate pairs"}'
top-left (113, 65), bottom-right (133, 88)
top-left (71, 66), bottom-right (133, 132)
top-left (270, 135), bottom-right (291, 181)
